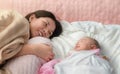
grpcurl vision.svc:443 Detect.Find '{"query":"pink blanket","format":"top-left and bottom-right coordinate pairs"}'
top-left (38, 59), bottom-right (60, 74)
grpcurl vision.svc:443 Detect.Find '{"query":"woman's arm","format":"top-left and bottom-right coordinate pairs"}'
top-left (15, 43), bottom-right (54, 61)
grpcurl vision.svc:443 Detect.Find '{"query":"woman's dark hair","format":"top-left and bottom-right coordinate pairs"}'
top-left (25, 10), bottom-right (62, 39)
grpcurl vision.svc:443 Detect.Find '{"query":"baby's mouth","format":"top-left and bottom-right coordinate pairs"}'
top-left (75, 45), bottom-right (81, 49)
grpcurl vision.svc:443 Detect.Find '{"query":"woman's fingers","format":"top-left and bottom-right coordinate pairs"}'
top-left (45, 52), bottom-right (54, 62)
top-left (33, 44), bottom-right (54, 61)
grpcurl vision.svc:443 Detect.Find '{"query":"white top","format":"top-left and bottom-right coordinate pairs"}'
top-left (28, 36), bottom-right (52, 46)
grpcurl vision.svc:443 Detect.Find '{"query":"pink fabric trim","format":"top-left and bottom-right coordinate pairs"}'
top-left (38, 59), bottom-right (60, 74)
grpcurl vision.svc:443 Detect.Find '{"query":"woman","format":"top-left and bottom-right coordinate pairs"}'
top-left (16, 10), bottom-right (62, 61)
top-left (0, 10), bottom-right (62, 74)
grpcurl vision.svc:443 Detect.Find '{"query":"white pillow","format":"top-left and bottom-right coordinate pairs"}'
top-left (51, 20), bottom-right (120, 74)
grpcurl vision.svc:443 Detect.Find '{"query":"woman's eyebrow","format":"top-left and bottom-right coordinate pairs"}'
top-left (42, 20), bottom-right (46, 24)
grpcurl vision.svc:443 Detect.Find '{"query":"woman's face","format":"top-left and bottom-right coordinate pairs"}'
top-left (29, 15), bottom-right (56, 38)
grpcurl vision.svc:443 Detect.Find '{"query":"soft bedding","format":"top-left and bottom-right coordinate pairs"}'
top-left (52, 20), bottom-right (120, 74)
top-left (3, 20), bottom-right (120, 74)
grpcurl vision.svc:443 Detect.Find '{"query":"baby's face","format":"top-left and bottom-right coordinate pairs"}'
top-left (74, 37), bottom-right (96, 51)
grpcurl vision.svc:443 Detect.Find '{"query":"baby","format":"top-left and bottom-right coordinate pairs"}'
top-left (67, 36), bottom-right (100, 56)
top-left (39, 36), bottom-right (112, 74)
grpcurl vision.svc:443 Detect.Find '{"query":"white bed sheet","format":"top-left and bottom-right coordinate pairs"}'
top-left (52, 20), bottom-right (120, 74)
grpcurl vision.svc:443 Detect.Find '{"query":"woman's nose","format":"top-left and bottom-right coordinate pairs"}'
top-left (43, 29), bottom-right (51, 37)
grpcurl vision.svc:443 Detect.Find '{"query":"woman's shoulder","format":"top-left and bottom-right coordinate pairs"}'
top-left (0, 9), bottom-right (20, 16)
top-left (0, 9), bottom-right (27, 21)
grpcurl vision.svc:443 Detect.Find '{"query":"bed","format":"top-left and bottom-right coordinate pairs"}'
top-left (0, 0), bottom-right (120, 74)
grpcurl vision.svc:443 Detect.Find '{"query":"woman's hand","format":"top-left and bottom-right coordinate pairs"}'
top-left (33, 44), bottom-right (54, 61)
top-left (15, 44), bottom-right (54, 62)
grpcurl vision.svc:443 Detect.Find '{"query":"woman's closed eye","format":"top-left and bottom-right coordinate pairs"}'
top-left (43, 20), bottom-right (49, 27)
top-left (43, 22), bottom-right (48, 27)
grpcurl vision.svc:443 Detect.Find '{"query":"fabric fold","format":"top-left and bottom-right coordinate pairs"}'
top-left (0, 10), bottom-right (29, 74)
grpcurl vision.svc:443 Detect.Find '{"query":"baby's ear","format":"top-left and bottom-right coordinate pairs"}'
top-left (91, 44), bottom-right (97, 49)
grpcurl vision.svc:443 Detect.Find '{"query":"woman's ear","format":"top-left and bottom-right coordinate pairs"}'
top-left (29, 14), bottom-right (36, 22)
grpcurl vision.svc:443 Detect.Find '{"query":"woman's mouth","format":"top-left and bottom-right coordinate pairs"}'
top-left (38, 31), bottom-right (42, 36)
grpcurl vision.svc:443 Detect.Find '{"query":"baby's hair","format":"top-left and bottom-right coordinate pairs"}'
top-left (84, 36), bottom-right (100, 48)
top-left (92, 38), bottom-right (100, 48)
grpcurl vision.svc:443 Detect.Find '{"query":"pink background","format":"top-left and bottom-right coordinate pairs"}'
top-left (0, 0), bottom-right (120, 24)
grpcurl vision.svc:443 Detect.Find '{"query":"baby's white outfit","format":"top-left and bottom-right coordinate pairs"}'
top-left (54, 49), bottom-right (112, 74)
